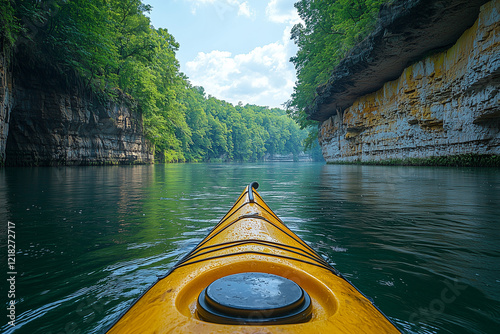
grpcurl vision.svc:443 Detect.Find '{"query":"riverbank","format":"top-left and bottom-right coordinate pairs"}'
top-left (327, 154), bottom-right (500, 167)
top-left (313, 0), bottom-right (499, 163)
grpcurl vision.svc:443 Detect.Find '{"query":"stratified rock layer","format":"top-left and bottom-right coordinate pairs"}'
top-left (318, 0), bottom-right (499, 162)
top-left (0, 52), bottom-right (13, 163)
top-left (1, 66), bottom-right (152, 166)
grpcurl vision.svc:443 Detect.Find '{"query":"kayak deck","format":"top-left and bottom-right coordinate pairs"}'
top-left (106, 182), bottom-right (400, 333)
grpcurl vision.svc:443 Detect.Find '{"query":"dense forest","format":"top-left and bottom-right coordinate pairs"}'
top-left (0, 0), bottom-right (314, 162)
top-left (0, 0), bottom-right (386, 162)
top-left (287, 0), bottom-right (388, 147)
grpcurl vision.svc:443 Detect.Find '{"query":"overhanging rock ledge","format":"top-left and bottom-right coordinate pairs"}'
top-left (306, 0), bottom-right (490, 122)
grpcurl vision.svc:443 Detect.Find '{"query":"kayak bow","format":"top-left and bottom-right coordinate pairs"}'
top-left (106, 182), bottom-right (400, 333)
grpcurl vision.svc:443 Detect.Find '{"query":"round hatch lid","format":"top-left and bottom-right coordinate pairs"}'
top-left (197, 272), bottom-right (312, 325)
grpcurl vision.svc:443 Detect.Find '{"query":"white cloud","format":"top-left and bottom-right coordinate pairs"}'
top-left (237, 2), bottom-right (253, 17)
top-left (186, 0), bottom-right (254, 18)
top-left (266, 0), bottom-right (300, 24)
top-left (185, 29), bottom-right (297, 108)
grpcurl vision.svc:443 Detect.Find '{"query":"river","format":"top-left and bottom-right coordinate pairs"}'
top-left (1, 163), bottom-right (499, 333)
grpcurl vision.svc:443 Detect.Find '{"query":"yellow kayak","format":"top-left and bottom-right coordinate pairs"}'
top-left (107, 182), bottom-right (401, 333)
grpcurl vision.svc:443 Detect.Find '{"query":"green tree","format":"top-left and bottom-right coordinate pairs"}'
top-left (4, 0), bottom-right (311, 163)
top-left (287, 0), bottom-right (388, 142)
top-left (0, 0), bottom-right (20, 50)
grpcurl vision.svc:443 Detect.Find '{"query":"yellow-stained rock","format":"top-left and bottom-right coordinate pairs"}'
top-left (319, 0), bottom-right (500, 162)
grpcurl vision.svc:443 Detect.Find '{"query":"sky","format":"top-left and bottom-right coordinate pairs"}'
top-left (145, 0), bottom-right (301, 109)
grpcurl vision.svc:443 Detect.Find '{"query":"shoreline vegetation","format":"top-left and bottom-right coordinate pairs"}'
top-left (2, 1), bottom-right (497, 167)
top-left (6, 154), bottom-right (499, 168)
top-left (0, 1), bottom-right (316, 164)
top-left (327, 154), bottom-right (500, 167)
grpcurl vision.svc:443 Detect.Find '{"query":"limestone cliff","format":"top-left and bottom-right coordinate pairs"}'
top-left (0, 52), bottom-right (13, 164)
top-left (0, 55), bottom-right (153, 166)
top-left (309, 0), bottom-right (499, 163)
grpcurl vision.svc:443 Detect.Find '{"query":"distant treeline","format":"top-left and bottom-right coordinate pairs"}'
top-left (0, 0), bottom-right (317, 162)
top-left (162, 87), bottom-right (310, 162)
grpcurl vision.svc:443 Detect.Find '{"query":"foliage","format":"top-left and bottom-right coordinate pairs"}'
top-left (2, 0), bottom-right (310, 162)
top-left (329, 154), bottom-right (500, 167)
top-left (286, 0), bottom-right (389, 137)
top-left (176, 87), bottom-right (308, 162)
top-left (0, 0), bottom-right (20, 50)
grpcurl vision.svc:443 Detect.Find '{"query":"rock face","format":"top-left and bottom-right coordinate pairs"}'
top-left (0, 60), bottom-right (153, 166)
top-left (0, 52), bottom-right (13, 164)
top-left (311, 0), bottom-right (499, 162)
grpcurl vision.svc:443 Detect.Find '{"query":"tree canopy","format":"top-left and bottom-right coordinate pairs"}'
top-left (0, 0), bottom-right (313, 162)
top-left (286, 0), bottom-right (388, 147)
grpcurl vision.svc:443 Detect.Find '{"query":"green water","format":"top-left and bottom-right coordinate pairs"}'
top-left (1, 163), bottom-right (499, 333)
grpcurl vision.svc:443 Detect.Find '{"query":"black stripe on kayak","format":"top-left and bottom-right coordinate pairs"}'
top-left (177, 239), bottom-right (332, 271)
top-left (188, 238), bottom-right (323, 264)
top-left (170, 250), bottom-right (337, 274)
top-left (191, 193), bottom-right (317, 260)
top-left (191, 213), bottom-right (332, 271)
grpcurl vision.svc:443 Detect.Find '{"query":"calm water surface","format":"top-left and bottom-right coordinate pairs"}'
top-left (0, 163), bottom-right (499, 333)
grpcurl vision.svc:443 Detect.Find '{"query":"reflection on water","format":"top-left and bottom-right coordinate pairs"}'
top-left (0, 163), bottom-right (499, 333)
top-left (314, 166), bottom-right (500, 333)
